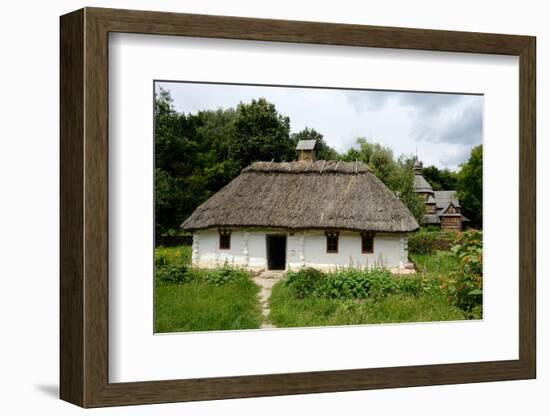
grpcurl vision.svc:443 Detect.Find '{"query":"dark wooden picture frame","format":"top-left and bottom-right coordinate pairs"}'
top-left (60, 7), bottom-right (536, 408)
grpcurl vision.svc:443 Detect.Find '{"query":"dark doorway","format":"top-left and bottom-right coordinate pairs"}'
top-left (266, 235), bottom-right (287, 270)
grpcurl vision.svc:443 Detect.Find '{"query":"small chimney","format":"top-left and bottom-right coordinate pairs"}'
top-left (296, 140), bottom-right (316, 162)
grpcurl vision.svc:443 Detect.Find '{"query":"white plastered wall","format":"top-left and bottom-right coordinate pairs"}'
top-left (192, 228), bottom-right (408, 270)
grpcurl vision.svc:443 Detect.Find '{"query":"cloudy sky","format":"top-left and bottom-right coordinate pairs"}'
top-left (156, 81), bottom-right (483, 171)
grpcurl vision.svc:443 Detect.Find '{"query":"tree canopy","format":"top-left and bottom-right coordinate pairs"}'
top-left (421, 165), bottom-right (458, 191)
top-left (457, 145), bottom-right (483, 228)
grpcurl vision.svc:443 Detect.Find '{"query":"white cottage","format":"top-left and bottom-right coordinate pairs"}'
top-left (182, 143), bottom-right (419, 272)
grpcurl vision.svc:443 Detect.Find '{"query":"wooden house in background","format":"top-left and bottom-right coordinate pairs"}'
top-left (413, 159), bottom-right (469, 231)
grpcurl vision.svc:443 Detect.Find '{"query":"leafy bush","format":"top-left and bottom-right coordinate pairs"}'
top-left (156, 262), bottom-right (252, 287)
top-left (284, 268), bottom-right (325, 299)
top-left (316, 268), bottom-right (373, 299)
top-left (442, 230), bottom-right (483, 318)
top-left (205, 266), bottom-right (250, 285)
top-left (408, 230), bottom-right (437, 255)
top-left (155, 262), bottom-right (189, 284)
top-left (283, 267), bottom-right (442, 301)
top-left (317, 268), bottom-right (399, 300)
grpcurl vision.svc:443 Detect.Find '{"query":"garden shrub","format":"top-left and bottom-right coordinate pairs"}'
top-left (442, 230), bottom-right (483, 318)
top-left (155, 262), bottom-right (189, 284)
top-left (205, 266), bottom-right (250, 285)
top-left (284, 268), bottom-right (325, 299)
top-left (283, 267), bottom-right (443, 301)
top-left (408, 230), bottom-right (437, 255)
top-left (156, 262), bottom-right (252, 286)
top-left (316, 268), bottom-right (373, 299)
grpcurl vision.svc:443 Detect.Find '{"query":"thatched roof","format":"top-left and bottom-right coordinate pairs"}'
top-left (182, 160), bottom-right (419, 233)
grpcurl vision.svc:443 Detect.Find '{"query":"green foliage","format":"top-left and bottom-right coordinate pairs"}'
top-left (408, 230), bottom-right (437, 255)
top-left (283, 267), bottom-right (443, 301)
top-left (269, 284), bottom-right (465, 328)
top-left (283, 268), bottom-right (324, 299)
top-left (154, 245), bottom-right (193, 284)
top-left (442, 230), bottom-right (483, 318)
top-left (317, 268), bottom-right (397, 300)
top-left (422, 165), bottom-right (458, 191)
top-left (156, 263), bottom-right (252, 287)
top-left (457, 145), bottom-right (483, 228)
top-left (232, 98), bottom-right (295, 166)
top-left (341, 138), bottom-right (397, 182)
top-left (154, 245), bottom-right (250, 286)
top-left (155, 262), bottom-right (189, 284)
top-left (204, 266), bottom-right (251, 285)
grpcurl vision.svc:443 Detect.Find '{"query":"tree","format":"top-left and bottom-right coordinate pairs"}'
top-left (340, 138), bottom-right (398, 186)
top-left (422, 165), bottom-right (458, 191)
top-left (155, 88), bottom-right (204, 237)
top-left (291, 127), bottom-right (339, 160)
top-left (457, 145), bottom-right (483, 228)
top-left (195, 108), bottom-right (240, 191)
top-left (231, 98), bottom-right (294, 166)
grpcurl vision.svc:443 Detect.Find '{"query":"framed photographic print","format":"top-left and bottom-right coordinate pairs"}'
top-left (60, 7), bottom-right (536, 408)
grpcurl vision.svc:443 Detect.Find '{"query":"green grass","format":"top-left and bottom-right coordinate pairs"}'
top-left (154, 245), bottom-right (467, 331)
top-left (154, 245), bottom-right (263, 332)
top-left (268, 283), bottom-right (465, 328)
top-left (155, 279), bottom-right (262, 332)
top-left (410, 251), bottom-right (459, 276)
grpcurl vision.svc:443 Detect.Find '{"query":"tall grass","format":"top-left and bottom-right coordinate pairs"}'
top-left (155, 280), bottom-right (262, 332)
top-left (269, 284), bottom-right (464, 328)
top-left (410, 251), bottom-right (459, 276)
top-left (154, 245), bottom-right (263, 332)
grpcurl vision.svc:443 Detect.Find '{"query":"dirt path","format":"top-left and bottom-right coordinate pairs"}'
top-left (253, 271), bottom-right (284, 329)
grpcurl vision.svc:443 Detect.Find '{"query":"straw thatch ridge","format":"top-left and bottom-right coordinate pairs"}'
top-left (182, 161), bottom-right (419, 232)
